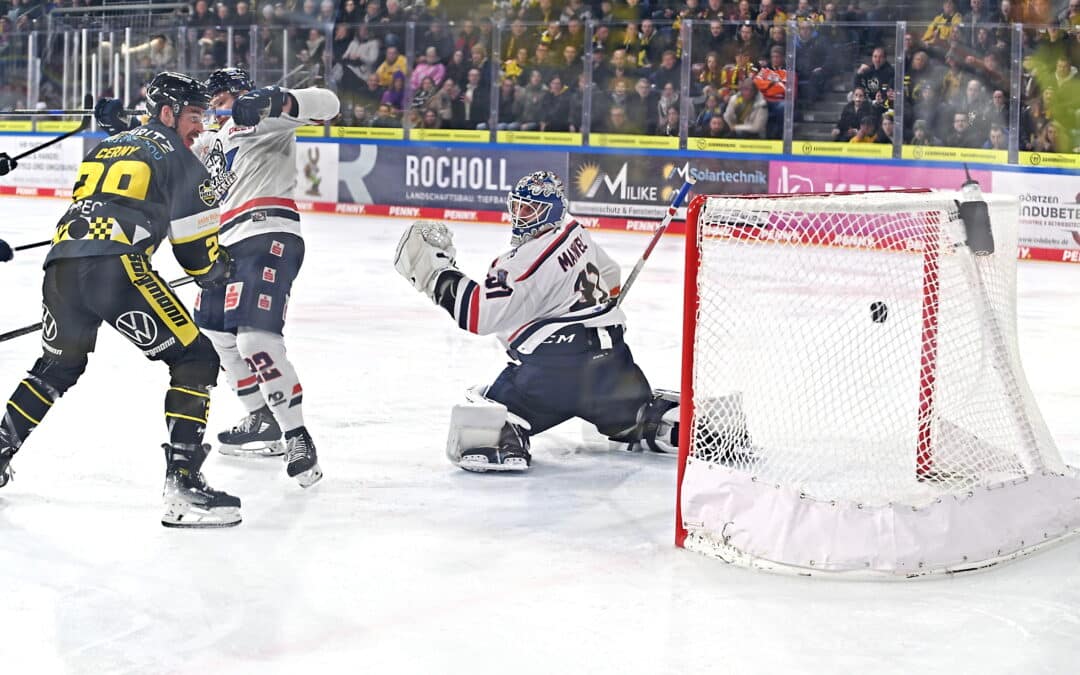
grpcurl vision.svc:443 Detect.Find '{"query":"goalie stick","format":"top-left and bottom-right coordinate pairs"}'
top-left (611, 176), bottom-right (696, 308)
top-left (0, 274), bottom-right (196, 344)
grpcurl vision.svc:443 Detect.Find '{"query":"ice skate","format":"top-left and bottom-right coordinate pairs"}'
top-left (217, 406), bottom-right (284, 458)
top-left (0, 425), bottom-right (15, 488)
top-left (284, 426), bottom-right (322, 488)
top-left (161, 443), bottom-right (242, 528)
top-left (0, 449), bottom-right (12, 488)
top-left (459, 423), bottom-right (531, 473)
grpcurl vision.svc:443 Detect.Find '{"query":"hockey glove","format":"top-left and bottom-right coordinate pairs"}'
top-left (394, 221), bottom-right (458, 298)
top-left (195, 244), bottom-right (235, 290)
top-left (94, 98), bottom-right (137, 135)
top-left (0, 152), bottom-right (16, 176)
top-left (0, 238), bottom-right (12, 262)
top-left (232, 86), bottom-right (288, 127)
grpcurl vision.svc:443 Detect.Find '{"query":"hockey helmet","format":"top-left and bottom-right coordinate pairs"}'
top-left (145, 71), bottom-right (211, 119)
top-left (205, 67), bottom-right (254, 98)
top-left (507, 171), bottom-right (567, 246)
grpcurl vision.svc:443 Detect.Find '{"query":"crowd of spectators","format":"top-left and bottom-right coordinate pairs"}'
top-left (825, 0), bottom-right (1080, 151)
top-left (0, 0), bottom-right (1077, 151)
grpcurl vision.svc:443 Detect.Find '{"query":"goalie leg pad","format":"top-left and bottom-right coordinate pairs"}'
top-left (447, 399), bottom-right (531, 473)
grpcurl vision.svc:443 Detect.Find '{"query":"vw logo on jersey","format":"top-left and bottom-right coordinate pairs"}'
top-left (115, 311), bottom-right (158, 347)
top-left (41, 305), bottom-right (58, 342)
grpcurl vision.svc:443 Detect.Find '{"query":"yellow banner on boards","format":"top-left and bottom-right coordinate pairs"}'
top-left (294, 125), bottom-right (326, 137)
top-left (901, 145), bottom-right (1008, 164)
top-left (496, 130), bottom-right (582, 146)
top-left (688, 137), bottom-right (782, 154)
top-left (1019, 152), bottom-right (1080, 169)
top-left (36, 121), bottom-right (83, 132)
top-left (0, 121), bottom-right (33, 132)
top-left (589, 133), bottom-right (679, 150)
top-left (328, 126), bottom-right (404, 140)
top-left (794, 141), bottom-right (892, 159)
top-left (410, 129), bottom-right (490, 143)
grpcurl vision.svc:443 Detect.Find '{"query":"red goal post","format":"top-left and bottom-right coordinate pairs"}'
top-left (675, 190), bottom-right (1080, 577)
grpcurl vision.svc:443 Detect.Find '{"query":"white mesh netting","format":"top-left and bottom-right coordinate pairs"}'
top-left (679, 191), bottom-right (1080, 576)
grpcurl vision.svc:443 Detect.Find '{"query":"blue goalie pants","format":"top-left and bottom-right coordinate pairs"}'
top-left (486, 336), bottom-right (652, 438)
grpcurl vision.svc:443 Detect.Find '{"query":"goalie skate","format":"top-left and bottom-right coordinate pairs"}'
top-left (217, 406), bottom-right (284, 458)
top-left (161, 445), bottom-right (242, 528)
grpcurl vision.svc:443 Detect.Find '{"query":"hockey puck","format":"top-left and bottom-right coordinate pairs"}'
top-left (870, 301), bottom-right (888, 323)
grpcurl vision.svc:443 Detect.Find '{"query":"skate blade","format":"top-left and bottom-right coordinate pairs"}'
top-left (161, 506), bottom-right (242, 528)
top-left (291, 463), bottom-right (323, 488)
top-left (458, 456), bottom-right (531, 473)
top-left (218, 440), bottom-right (285, 458)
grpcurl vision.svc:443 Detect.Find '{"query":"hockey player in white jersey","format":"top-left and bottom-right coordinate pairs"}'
top-left (394, 171), bottom-right (681, 472)
top-left (191, 68), bottom-right (339, 487)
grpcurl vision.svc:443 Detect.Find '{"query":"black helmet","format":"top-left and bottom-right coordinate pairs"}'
top-left (205, 67), bottom-right (254, 98)
top-left (145, 71), bottom-right (211, 118)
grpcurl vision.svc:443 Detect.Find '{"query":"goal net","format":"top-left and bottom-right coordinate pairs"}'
top-left (677, 190), bottom-right (1080, 577)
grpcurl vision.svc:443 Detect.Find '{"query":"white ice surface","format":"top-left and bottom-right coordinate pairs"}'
top-left (1, 195), bottom-right (1079, 674)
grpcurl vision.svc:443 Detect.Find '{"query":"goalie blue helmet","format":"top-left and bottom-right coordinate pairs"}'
top-left (507, 171), bottom-right (567, 246)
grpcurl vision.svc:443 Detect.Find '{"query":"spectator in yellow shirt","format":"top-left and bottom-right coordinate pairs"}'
top-left (375, 45), bottom-right (408, 88)
top-left (923, 0), bottom-right (963, 51)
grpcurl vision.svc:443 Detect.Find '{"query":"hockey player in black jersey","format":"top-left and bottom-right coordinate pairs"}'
top-left (0, 72), bottom-right (242, 527)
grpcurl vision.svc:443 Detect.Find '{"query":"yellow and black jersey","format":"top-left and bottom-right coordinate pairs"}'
top-left (46, 120), bottom-right (222, 277)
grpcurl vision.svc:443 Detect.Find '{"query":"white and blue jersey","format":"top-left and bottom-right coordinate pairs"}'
top-left (445, 219), bottom-right (628, 357)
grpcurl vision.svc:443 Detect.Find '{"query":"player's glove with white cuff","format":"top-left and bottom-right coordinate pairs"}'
top-left (0, 152), bottom-right (16, 176)
top-left (232, 86), bottom-right (288, 126)
top-left (94, 98), bottom-right (137, 135)
top-left (195, 245), bottom-right (235, 290)
top-left (394, 221), bottom-right (458, 300)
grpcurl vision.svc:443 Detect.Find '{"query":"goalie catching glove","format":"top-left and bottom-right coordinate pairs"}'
top-left (394, 221), bottom-right (459, 299)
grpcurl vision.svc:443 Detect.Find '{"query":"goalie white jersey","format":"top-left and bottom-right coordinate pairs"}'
top-left (194, 87), bottom-right (340, 246)
top-left (447, 220), bottom-right (627, 356)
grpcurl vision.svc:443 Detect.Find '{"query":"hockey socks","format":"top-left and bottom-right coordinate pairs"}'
top-left (204, 329), bottom-right (266, 415)
top-left (234, 329), bottom-right (306, 433)
top-left (164, 384), bottom-right (212, 446)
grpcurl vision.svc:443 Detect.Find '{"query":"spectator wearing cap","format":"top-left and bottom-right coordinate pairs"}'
top-left (724, 78), bottom-right (768, 138)
top-left (910, 119), bottom-right (937, 145)
top-left (849, 115), bottom-right (878, 142)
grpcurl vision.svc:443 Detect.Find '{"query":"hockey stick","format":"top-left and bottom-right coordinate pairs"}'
top-left (13, 239), bottom-right (52, 253)
top-left (0, 107), bottom-right (142, 117)
top-left (10, 95), bottom-right (94, 163)
top-left (611, 176), bottom-right (696, 308)
top-left (0, 273), bottom-right (197, 344)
